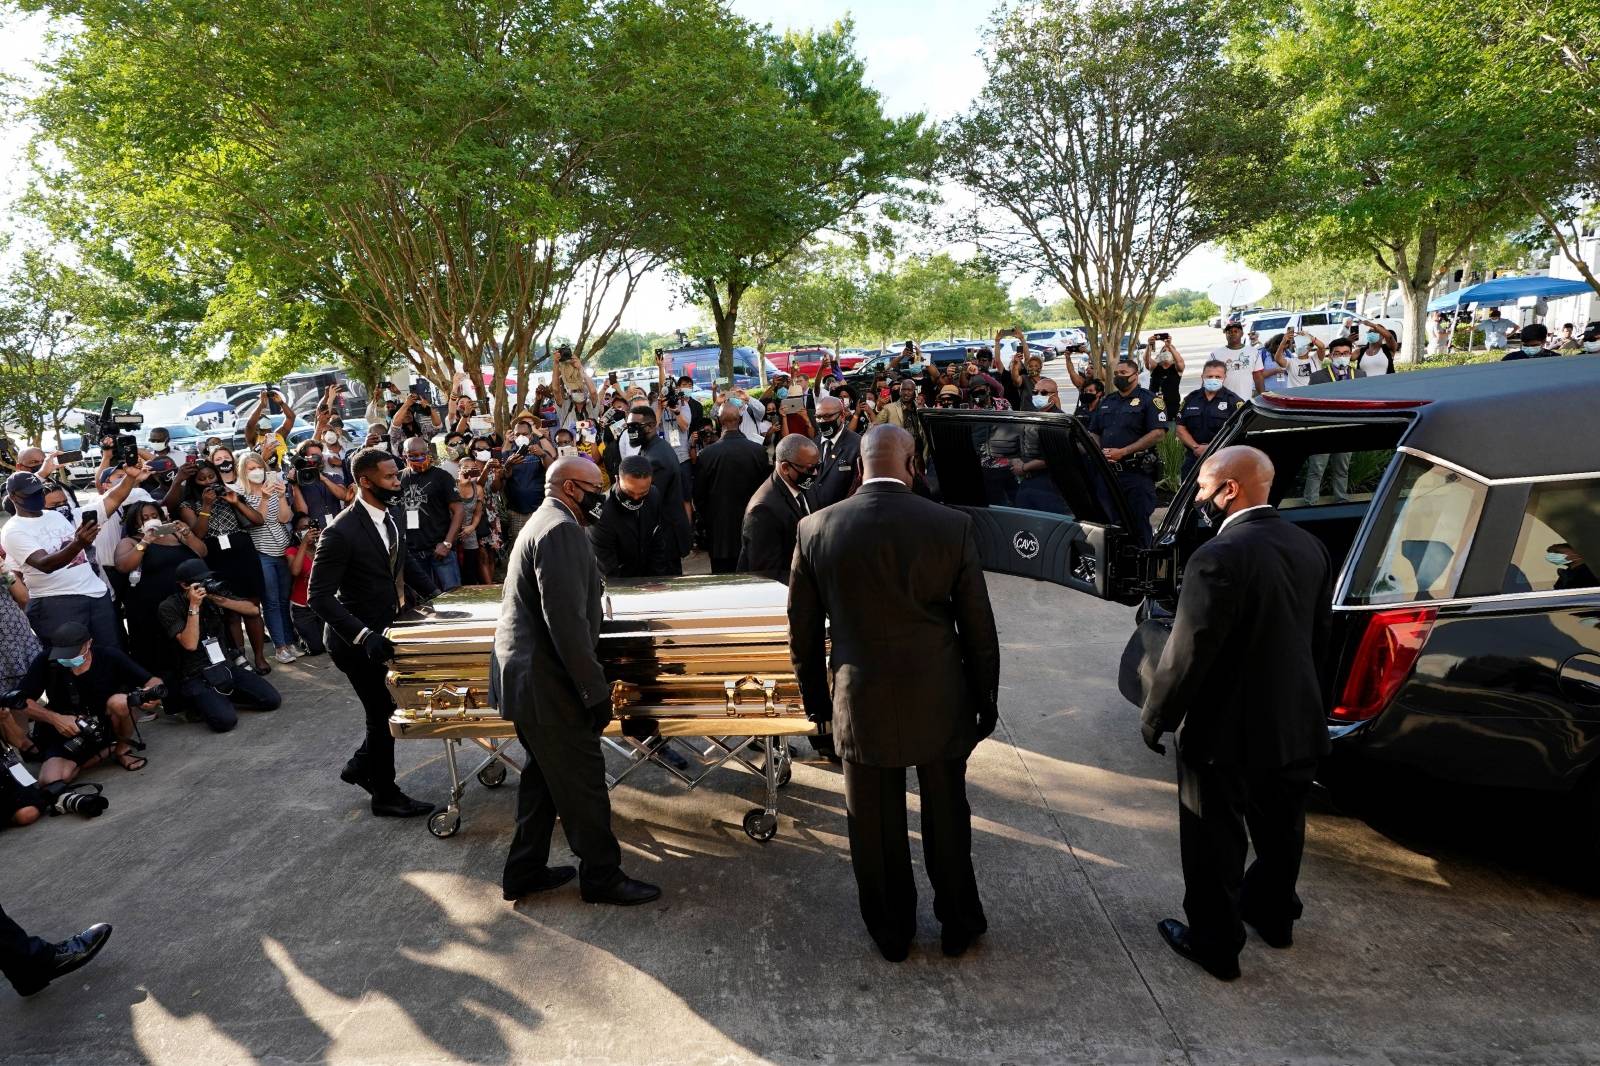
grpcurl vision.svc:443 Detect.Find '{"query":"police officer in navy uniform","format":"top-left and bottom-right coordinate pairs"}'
top-left (1176, 359), bottom-right (1246, 479)
top-left (1088, 358), bottom-right (1165, 545)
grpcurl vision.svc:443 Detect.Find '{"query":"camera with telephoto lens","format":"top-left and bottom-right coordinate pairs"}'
top-left (126, 683), bottom-right (167, 711)
top-left (291, 450), bottom-right (322, 486)
top-left (59, 714), bottom-right (111, 761)
top-left (200, 576), bottom-right (231, 596)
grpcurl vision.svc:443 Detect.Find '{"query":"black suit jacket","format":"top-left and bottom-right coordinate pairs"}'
top-left (308, 501), bottom-right (406, 651)
top-left (588, 485), bottom-right (681, 578)
top-left (1142, 507), bottom-right (1333, 769)
top-left (808, 427), bottom-right (861, 510)
top-left (638, 436), bottom-right (691, 557)
top-left (1308, 367), bottom-right (1367, 385)
top-left (693, 433), bottom-right (770, 559)
top-left (788, 481), bottom-right (1000, 767)
top-left (738, 473), bottom-right (808, 574)
top-left (492, 497), bottom-right (609, 729)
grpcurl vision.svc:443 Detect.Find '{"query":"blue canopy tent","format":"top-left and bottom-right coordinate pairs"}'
top-left (1427, 274), bottom-right (1595, 312)
top-left (185, 400), bottom-right (233, 417)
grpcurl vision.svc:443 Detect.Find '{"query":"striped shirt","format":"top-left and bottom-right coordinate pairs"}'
top-left (242, 481), bottom-right (292, 557)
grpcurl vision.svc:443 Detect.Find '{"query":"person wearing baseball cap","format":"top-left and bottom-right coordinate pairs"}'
top-left (0, 472), bottom-right (121, 654)
top-left (9, 619), bottom-right (161, 783)
top-left (157, 559), bottom-right (280, 733)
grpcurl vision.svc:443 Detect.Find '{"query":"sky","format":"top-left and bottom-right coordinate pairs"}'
top-left (0, 2), bottom-right (1234, 338)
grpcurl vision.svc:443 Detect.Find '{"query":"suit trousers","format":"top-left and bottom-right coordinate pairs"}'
top-left (1177, 756), bottom-right (1315, 959)
top-left (709, 555), bottom-right (740, 575)
top-left (0, 903), bottom-right (49, 993)
top-left (842, 758), bottom-right (985, 950)
top-left (329, 640), bottom-right (398, 795)
top-left (504, 719), bottom-right (622, 893)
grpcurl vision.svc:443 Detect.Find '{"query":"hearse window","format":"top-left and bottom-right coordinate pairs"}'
top-left (1501, 479), bottom-right (1600, 593)
top-left (1348, 455), bottom-right (1486, 605)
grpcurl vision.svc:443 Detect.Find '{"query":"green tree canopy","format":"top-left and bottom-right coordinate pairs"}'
top-left (23, 0), bottom-right (765, 427)
top-left (669, 18), bottom-right (939, 376)
top-left (949, 0), bottom-right (1285, 375)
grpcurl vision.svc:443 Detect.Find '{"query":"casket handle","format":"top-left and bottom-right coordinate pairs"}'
top-left (417, 685), bottom-right (479, 719)
top-left (725, 675), bottom-right (778, 717)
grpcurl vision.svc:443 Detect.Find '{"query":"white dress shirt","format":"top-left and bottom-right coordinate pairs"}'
top-left (359, 495), bottom-right (392, 551)
top-left (1218, 503), bottom-right (1273, 534)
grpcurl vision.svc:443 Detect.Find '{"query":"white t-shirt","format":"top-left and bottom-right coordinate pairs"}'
top-left (1359, 349), bottom-right (1391, 376)
top-left (0, 510), bottom-right (111, 599)
top-left (1283, 354), bottom-right (1318, 388)
top-left (1211, 345), bottom-right (1257, 398)
top-left (81, 487), bottom-right (153, 575)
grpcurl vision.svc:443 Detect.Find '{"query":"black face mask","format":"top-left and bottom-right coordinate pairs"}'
top-left (625, 424), bottom-right (651, 447)
top-left (788, 464), bottom-right (820, 492)
top-left (366, 481), bottom-right (403, 505)
top-left (937, 399), bottom-right (956, 409)
top-left (816, 418), bottom-right (839, 435)
top-left (616, 488), bottom-right (646, 512)
top-left (217, 461), bottom-right (235, 474)
top-left (1114, 375), bottom-right (1136, 393)
top-left (1197, 483), bottom-right (1232, 528)
top-left (572, 482), bottom-right (606, 522)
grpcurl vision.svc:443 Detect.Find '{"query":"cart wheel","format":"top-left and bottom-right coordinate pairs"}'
top-left (743, 808), bottom-right (778, 842)
top-left (477, 762), bottom-right (508, 788)
top-left (428, 810), bottom-right (461, 839)
top-left (776, 761), bottom-right (793, 788)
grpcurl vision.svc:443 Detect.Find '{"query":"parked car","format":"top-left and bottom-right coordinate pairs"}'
top-left (1024, 328), bottom-right (1086, 353)
top-left (919, 358), bottom-right (1600, 869)
top-left (1242, 308), bottom-right (1350, 346)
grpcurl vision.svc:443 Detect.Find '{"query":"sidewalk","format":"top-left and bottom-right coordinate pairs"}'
top-left (4, 575), bottom-right (1599, 1064)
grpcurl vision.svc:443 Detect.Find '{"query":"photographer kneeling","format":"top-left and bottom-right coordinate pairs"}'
top-left (9, 621), bottom-right (164, 786)
top-left (159, 560), bottom-right (281, 733)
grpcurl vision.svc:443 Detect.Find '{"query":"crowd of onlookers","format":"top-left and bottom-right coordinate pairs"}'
top-left (7, 312), bottom-right (1592, 835)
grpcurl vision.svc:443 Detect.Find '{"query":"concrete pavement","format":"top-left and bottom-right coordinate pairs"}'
top-left (4, 572), bottom-right (1599, 1064)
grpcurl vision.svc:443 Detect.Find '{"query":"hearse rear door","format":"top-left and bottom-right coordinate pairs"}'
top-left (918, 409), bottom-right (1168, 605)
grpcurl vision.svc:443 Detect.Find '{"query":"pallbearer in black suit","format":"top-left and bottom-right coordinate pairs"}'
top-left (1141, 446), bottom-right (1333, 981)
top-left (494, 456), bottom-right (660, 906)
top-left (808, 394), bottom-right (860, 510)
top-left (738, 434), bottom-right (819, 575)
top-left (789, 425), bottom-right (1001, 962)
top-left (692, 404), bottom-right (770, 574)
top-left (308, 447), bottom-right (434, 819)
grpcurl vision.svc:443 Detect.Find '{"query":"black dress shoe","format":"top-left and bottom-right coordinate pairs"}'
top-left (340, 760), bottom-right (375, 795)
top-left (580, 875), bottom-right (661, 906)
top-left (1240, 910), bottom-right (1293, 949)
top-left (940, 917), bottom-right (988, 958)
top-left (371, 793), bottom-right (435, 818)
top-left (503, 865), bottom-right (577, 901)
top-left (1157, 919), bottom-right (1240, 981)
top-left (14, 923), bottom-right (113, 997)
top-left (873, 937), bottom-right (911, 963)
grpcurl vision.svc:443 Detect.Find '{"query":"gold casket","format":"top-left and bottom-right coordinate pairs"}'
top-left (384, 574), bottom-right (820, 841)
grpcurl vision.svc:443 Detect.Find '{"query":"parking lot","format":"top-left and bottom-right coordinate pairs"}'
top-left (4, 572), bottom-right (1599, 1065)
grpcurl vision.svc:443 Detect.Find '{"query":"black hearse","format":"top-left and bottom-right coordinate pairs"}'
top-left (920, 359), bottom-right (1600, 853)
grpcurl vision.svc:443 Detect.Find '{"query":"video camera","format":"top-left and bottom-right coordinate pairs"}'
top-left (85, 398), bottom-right (145, 469)
top-left (291, 450), bottom-right (323, 486)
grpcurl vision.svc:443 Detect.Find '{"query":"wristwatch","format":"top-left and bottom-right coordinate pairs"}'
top-left (188, 607), bottom-right (200, 616)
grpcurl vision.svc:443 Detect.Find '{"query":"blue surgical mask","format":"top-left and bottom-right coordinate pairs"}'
top-left (1332, 356), bottom-right (1351, 370)
top-left (1363, 332), bottom-right (1380, 345)
top-left (729, 397), bottom-right (745, 409)
top-left (907, 362), bottom-right (923, 373)
top-left (774, 387), bottom-right (789, 399)
top-left (1521, 345), bottom-right (1543, 355)
top-left (56, 654), bottom-right (87, 669)
top-left (1030, 394), bottom-right (1050, 409)
top-left (1546, 551), bottom-right (1570, 566)
top-left (1202, 378), bottom-right (1223, 393)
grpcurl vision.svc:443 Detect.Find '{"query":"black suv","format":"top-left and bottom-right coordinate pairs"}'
top-left (920, 359), bottom-right (1600, 860)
